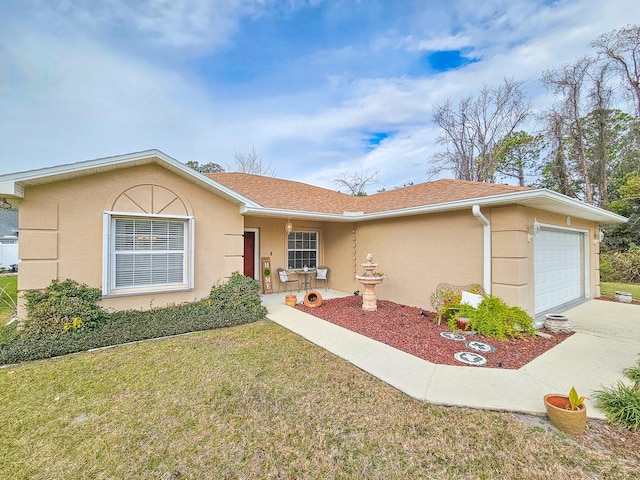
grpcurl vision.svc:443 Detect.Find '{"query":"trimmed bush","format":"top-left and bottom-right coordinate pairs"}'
top-left (209, 272), bottom-right (267, 320)
top-left (22, 279), bottom-right (107, 336)
top-left (1, 274), bottom-right (267, 365)
top-left (0, 298), bottom-right (263, 365)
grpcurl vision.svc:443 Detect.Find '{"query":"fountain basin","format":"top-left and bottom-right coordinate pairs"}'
top-left (356, 253), bottom-right (385, 311)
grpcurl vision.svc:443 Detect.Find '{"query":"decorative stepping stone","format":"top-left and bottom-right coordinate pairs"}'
top-left (465, 340), bottom-right (495, 353)
top-left (440, 332), bottom-right (466, 341)
top-left (454, 351), bottom-right (487, 366)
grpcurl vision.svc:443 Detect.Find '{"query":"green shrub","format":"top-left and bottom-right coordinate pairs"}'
top-left (593, 383), bottom-right (640, 432)
top-left (0, 297), bottom-right (262, 365)
top-left (593, 359), bottom-right (640, 431)
top-left (600, 248), bottom-right (640, 283)
top-left (1, 274), bottom-right (267, 365)
top-left (209, 272), bottom-right (266, 321)
top-left (447, 296), bottom-right (536, 340)
top-left (623, 362), bottom-right (640, 384)
top-left (22, 279), bottom-right (107, 336)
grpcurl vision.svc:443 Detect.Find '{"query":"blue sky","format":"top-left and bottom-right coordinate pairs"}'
top-left (0, 0), bottom-right (637, 191)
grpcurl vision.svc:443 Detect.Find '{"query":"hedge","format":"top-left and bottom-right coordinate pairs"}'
top-left (0, 273), bottom-right (267, 365)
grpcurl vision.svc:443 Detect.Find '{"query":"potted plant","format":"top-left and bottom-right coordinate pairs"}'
top-left (544, 386), bottom-right (587, 435)
top-left (455, 316), bottom-right (470, 331)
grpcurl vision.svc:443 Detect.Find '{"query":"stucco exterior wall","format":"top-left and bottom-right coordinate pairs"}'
top-left (490, 205), bottom-right (600, 315)
top-left (246, 205), bottom-right (599, 316)
top-left (17, 163), bottom-right (243, 316)
top-left (352, 210), bottom-right (485, 310)
top-left (245, 210), bottom-right (486, 310)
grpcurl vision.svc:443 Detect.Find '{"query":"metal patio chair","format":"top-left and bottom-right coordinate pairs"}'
top-left (277, 268), bottom-right (299, 293)
top-left (315, 266), bottom-right (329, 291)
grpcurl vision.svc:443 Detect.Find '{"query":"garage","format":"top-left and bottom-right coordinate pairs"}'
top-left (534, 228), bottom-right (585, 314)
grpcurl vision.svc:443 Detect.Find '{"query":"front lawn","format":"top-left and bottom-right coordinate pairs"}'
top-left (600, 281), bottom-right (640, 300)
top-left (1, 320), bottom-right (638, 479)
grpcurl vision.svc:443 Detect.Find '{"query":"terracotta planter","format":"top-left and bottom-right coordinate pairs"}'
top-left (303, 290), bottom-right (323, 308)
top-left (543, 394), bottom-right (587, 435)
top-left (285, 294), bottom-right (297, 307)
top-left (456, 317), bottom-right (469, 331)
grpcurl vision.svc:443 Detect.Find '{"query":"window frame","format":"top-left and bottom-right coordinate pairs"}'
top-left (102, 211), bottom-right (195, 296)
top-left (287, 230), bottom-right (319, 270)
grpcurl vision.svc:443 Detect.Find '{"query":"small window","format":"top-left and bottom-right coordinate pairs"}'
top-left (287, 231), bottom-right (317, 269)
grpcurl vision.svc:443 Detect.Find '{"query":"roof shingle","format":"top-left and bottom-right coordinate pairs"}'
top-left (208, 173), bottom-right (531, 215)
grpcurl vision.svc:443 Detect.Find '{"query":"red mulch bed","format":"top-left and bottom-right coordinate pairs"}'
top-left (295, 295), bottom-right (573, 369)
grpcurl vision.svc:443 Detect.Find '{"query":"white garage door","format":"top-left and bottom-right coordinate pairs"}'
top-left (534, 228), bottom-right (584, 314)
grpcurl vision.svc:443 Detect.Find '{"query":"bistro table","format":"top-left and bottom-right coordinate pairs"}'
top-left (297, 268), bottom-right (316, 292)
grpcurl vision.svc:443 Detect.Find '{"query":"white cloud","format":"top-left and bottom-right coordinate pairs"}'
top-left (0, 0), bottom-right (638, 193)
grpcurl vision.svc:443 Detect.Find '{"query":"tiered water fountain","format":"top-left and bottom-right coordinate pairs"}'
top-left (355, 253), bottom-right (385, 311)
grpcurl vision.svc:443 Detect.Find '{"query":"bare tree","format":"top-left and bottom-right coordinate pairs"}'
top-left (430, 78), bottom-right (530, 182)
top-left (230, 146), bottom-right (276, 176)
top-left (591, 25), bottom-right (640, 115)
top-left (585, 63), bottom-right (614, 206)
top-left (333, 170), bottom-right (380, 196)
top-left (542, 57), bottom-right (595, 203)
top-left (185, 161), bottom-right (224, 174)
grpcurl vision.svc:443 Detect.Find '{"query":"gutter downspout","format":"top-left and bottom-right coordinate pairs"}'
top-left (472, 205), bottom-right (491, 295)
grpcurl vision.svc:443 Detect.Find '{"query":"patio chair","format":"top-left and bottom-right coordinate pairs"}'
top-left (277, 268), bottom-right (299, 293)
top-left (315, 266), bottom-right (329, 291)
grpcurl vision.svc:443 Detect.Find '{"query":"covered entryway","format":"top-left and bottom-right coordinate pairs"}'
top-left (534, 227), bottom-right (585, 314)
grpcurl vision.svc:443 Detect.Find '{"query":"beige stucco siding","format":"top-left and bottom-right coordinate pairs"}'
top-left (347, 211), bottom-right (485, 310)
top-left (247, 205), bottom-right (599, 316)
top-left (17, 163), bottom-right (243, 316)
top-left (245, 211), bottom-right (485, 309)
top-left (490, 205), bottom-right (599, 315)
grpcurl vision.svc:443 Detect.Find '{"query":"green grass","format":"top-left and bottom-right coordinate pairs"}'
top-left (1, 320), bottom-right (638, 479)
top-left (600, 281), bottom-right (640, 300)
top-left (0, 274), bottom-right (17, 324)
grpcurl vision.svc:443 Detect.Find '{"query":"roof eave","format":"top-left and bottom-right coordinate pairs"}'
top-left (0, 150), bottom-right (261, 208)
top-left (241, 188), bottom-right (627, 224)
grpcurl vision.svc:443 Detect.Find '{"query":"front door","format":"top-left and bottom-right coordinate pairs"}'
top-left (243, 231), bottom-right (255, 278)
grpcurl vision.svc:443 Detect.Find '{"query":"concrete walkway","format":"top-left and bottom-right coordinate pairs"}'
top-left (262, 291), bottom-right (640, 419)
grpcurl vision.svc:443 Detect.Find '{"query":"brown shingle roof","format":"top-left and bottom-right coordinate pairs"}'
top-left (362, 179), bottom-right (531, 213)
top-left (207, 172), bottom-right (358, 214)
top-left (207, 173), bottom-right (532, 215)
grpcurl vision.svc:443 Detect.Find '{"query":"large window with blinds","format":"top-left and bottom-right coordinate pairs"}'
top-left (104, 215), bottom-right (193, 295)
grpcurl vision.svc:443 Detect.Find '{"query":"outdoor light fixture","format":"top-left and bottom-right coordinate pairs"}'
top-left (532, 219), bottom-right (541, 235)
top-left (0, 198), bottom-right (12, 209)
top-left (594, 229), bottom-right (605, 244)
top-left (285, 219), bottom-right (293, 234)
top-left (527, 218), bottom-right (540, 242)
top-left (528, 219), bottom-right (541, 242)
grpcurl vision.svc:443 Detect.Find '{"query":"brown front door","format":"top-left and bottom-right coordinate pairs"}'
top-left (243, 231), bottom-right (255, 278)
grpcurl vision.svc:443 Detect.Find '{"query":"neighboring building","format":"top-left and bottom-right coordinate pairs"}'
top-left (0, 150), bottom-right (626, 320)
top-left (0, 208), bottom-right (19, 270)
top-left (0, 209), bottom-right (18, 244)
